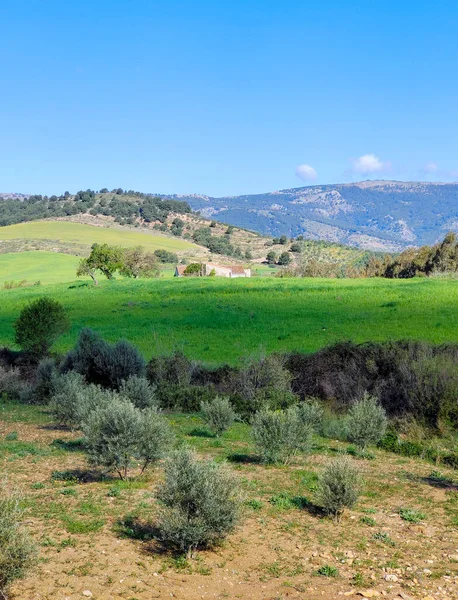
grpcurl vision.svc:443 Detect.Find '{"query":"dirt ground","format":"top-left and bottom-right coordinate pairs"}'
top-left (2, 416), bottom-right (458, 600)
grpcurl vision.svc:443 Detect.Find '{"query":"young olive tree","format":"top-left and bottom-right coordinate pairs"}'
top-left (347, 392), bottom-right (388, 450)
top-left (251, 407), bottom-right (313, 464)
top-left (82, 400), bottom-right (143, 479)
top-left (83, 401), bottom-right (172, 479)
top-left (157, 448), bottom-right (241, 555)
top-left (119, 376), bottom-right (158, 409)
top-left (200, 396), bottom-right (237, 437)
top-left (138, 408), bottom-right (174, 473)
top-left (296, 398), bottom-right (324, 432)
top-left (49, 373), bottom-right (116, 429)
top-left (317, 455), bottom-right (361, 522)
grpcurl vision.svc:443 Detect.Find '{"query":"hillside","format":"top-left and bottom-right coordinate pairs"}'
top-left (168, 180), bottom-right (458, 251)
top-left (0, 191), bottom-right (386, 277)
top-left (0, 191), bottom-right (270, 263)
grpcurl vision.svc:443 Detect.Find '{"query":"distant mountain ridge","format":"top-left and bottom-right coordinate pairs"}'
top-left (164, 180), bottom-right (458, 251)
top-left (3, 181), bottom-right (458, 252)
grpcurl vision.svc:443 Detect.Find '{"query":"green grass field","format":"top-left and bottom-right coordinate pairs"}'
top-left (0, 221), bottom-right (198, 252)
top-left (1, 276), bottom-right (458, 363)
top-left (0, 252), bottom-right (82, 285)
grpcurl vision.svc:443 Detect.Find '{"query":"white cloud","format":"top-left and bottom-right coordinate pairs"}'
top-left (351, 154), bottom-right (390, 175)
top-left (421, 162), bottom-right (438, 174)
top-left (295, 164), bottom-right (317, 182)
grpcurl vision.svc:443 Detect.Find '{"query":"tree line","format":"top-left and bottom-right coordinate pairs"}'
top-left (0, 189), bottom-right (191, 227)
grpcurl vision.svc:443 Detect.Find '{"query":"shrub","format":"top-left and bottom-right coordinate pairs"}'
top-left (229, 354), bottom-right (292, 405)
top-left (296, 398), bottom-right (324, 432)
top-left (64, 329), bottom-right (145, 389)
top-left (49, 372), bottom-right (88, 428)
top-left (156, 448), bottom-right (241, 554)
top-left (0, 481), bottom-right (36, 597)
top-left (156, 384), bottom-right (216, 412)
top-left (278, 251), bottom-right (292, 266)
top-left (285, 340), bottom-right (458, 428)
top-left (399, 508), bottom-right (425, 523)
top-left (183, 263), bottom-right (203, 276)
top-left (147, 351), bottom-right (194, 387)
top-left (0, 367), bottom-right (28, 401)
top-left (230, 388), bottom-right (298, 422)
top-left (347, 393), bottom-right (388, 450)
top-left (319, 414), bottom-right (349, 441)
top-left (61, 328), bottom-right (104, 380)
top-left (13, 297), bottom-right (69, 360)
top-left (50, 373), bottom-right (115, 429)
top-left (33, 358), bottom-right (59, 404)
top-left (200, 396), bottom-right (237, 437)
top-left (251, 407), bottom-right (313, 464)
top-left (120, 376), bottom-right (158, 409)
top-left (82, 400), bottom-right (143, 479)
top-left (138, 409), bottom-right (174, 472)
top-left (316, 564), bottom-right (339, 577)
top-left (316, 455), bottom-right (361, 521)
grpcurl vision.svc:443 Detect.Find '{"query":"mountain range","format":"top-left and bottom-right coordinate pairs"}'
top-left (165, 180), bottom-right (458, 252)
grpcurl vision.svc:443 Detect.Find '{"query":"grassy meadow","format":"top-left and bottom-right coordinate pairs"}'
top-left (1, 276), bottom-right (458, 363)
top-left (0, 252), bottom-right (81, 285)
top-left (0, 220), bottom-right (199, 252)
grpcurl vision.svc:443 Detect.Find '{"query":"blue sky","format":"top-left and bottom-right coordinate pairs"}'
top-left (1, 0), bottom-right (457, 196)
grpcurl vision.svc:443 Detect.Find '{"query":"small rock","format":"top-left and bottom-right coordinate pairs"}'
top-left (384, 574), bottom-right (398, 582)
top-left (358, 590), bottom-right (379, 598)
top-left (82, 593), bottom-right (93, 598)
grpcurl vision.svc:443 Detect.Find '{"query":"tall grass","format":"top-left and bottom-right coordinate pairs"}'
top-left (0, 277), bottom-right (457, 364)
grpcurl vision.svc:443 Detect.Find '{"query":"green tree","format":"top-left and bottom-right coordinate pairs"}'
top-left (76, 258), bottom-right (98, 285)
top-left (278, 252), bottom-right (292, 266)
top-left (266, 250), bottom-right (277, 264)
top-left (86, 243), bottom-right (123, 280)
top-left (14, 298), bottom-right (69, 360)
top-left (154, 249), bottom-right (179, 264)
top-left (119, 247), bottom-right (159, 278)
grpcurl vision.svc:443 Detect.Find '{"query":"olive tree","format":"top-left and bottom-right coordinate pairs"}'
top-left (157, 448), bottom-right (241, 555)
top-left (200, 396), bottom-right (237, 436)
top-left (347, 392), bottom-right (388, 450)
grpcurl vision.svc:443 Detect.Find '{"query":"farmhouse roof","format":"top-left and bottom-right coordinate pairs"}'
top-left (175, 265), bottom-right (187, 275)
top-left (230, 265), bottom-right (247, 274)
